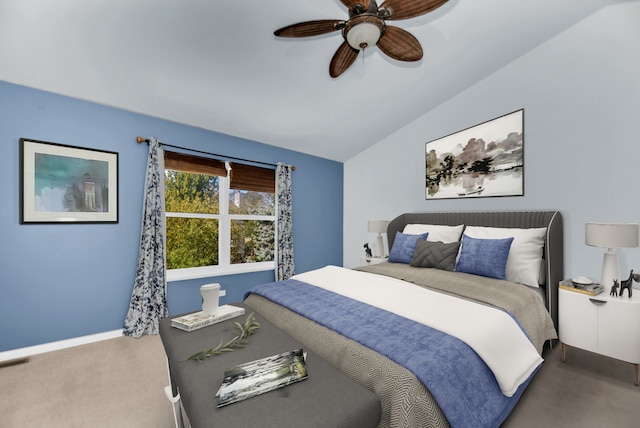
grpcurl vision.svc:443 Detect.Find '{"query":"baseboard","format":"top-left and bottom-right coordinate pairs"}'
top-left (0, 329), bottom-right (124, 363)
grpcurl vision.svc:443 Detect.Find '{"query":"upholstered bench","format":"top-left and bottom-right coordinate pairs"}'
top-left (159, 302), bottom-right (381, 428)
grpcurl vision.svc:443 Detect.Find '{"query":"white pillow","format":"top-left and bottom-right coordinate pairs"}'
top-left (402, 224), bottom-right (464, 243)
top-left (463, 226), bottom-right (547, 288)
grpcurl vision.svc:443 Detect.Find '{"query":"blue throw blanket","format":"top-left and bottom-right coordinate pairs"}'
top-left (246, 279), bottom-right (535, 428)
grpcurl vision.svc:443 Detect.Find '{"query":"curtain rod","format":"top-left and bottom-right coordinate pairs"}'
top-left (136, 136), bottom-right (295, 171)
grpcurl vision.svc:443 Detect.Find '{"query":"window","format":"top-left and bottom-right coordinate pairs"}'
top-left (164, 151), bottom-right (276, 281)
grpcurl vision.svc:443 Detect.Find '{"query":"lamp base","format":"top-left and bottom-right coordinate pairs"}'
top-left (600, 249), bottom-right (620, 288)
top-left (374, 234), bottom-right (384, 258)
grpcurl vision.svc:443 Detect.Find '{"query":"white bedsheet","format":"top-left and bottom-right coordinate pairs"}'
top-left (292, 265), bottom-right (543, 397)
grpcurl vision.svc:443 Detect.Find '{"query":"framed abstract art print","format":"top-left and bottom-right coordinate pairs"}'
top-left (20, 138), bottom-right (119, 223)
top-left (425, 109), bottom-right (524, 200)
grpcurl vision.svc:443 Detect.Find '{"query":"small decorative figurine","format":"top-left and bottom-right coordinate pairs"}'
top-left (364, 242), bottom-right (372, 258)
top-left (610, 280), bottom-right (619, 297)
top-left (619, 270), bottom-right (634, 298)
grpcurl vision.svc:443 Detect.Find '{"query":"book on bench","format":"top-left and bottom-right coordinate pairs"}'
top-left (217, 348), bottom-right (308, 407)
top-left (171, 305), bottom-right (245, 331)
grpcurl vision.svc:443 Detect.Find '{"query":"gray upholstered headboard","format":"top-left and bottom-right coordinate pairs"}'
top-left (387, 211), bottom-right (563, 331)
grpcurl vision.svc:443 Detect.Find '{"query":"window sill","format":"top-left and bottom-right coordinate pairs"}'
top-left (167, 262), bottom-right (275, 282)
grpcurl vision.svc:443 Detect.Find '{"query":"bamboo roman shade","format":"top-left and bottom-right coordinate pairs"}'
top-left (164, 151), bottom-right (275, 193)
top-left (230, 163), bottom-right (275, 193)
top-left (164, 151), bottom-right (227, 177)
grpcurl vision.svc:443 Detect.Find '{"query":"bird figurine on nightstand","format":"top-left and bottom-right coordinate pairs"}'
top-left (364, 243), bottom-right (372, 258)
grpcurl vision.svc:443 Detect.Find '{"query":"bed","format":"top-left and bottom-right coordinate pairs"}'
top-left (244, 210), bottom-right (563, 427)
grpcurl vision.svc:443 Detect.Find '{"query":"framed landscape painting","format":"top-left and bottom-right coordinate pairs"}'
top-left (425, 109), bottom-right (524, 200)
top-left (20, 138), bottom-right (119, 223)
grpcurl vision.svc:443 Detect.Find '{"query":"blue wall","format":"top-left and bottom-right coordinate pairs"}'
top-left (0, 81), bottom-right (343, 352)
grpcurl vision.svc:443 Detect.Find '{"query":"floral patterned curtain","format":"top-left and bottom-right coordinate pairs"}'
top-left (276, 163), bottom-right (294, 281)
top-left (123, 137), bottom-right (168, 338)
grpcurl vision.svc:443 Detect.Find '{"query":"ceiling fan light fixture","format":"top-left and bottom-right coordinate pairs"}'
top-left (346, 22), bottom-right (381, 50)
top-left (343, 14), bottom-right (385, 51)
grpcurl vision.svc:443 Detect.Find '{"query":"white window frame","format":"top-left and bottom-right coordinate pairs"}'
top-left (166, 169), bottom-right (275, 282)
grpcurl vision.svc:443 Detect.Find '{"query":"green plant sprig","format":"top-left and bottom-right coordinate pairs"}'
top-left (183, 313), bottom-right (260, 362)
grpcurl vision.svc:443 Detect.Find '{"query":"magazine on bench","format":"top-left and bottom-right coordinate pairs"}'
top-left (216, 348), bottom-right (308, 407)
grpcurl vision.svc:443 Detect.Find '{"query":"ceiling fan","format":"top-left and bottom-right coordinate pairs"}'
top-left (274, 0), bottom-right (449, 78)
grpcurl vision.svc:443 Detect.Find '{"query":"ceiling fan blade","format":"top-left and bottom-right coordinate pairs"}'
top-left (329, 42), bottom-right (360, 78)
top-left (380, 0), bottom-right (448, 20)
top-left (377, 26), bottom-right (423, 61)
top-left (274, 20), bottom-right (344, 38)
top-left (340, 0), bottom-right (371, 12)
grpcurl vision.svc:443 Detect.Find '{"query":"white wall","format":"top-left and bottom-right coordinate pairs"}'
top-left (344, 2), bottom-right (640, 284)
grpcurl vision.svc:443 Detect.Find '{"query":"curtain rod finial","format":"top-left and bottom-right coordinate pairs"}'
top-left (136, 136), bottom-right (149, 144)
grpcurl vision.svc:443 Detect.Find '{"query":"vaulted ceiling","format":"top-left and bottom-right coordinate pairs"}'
top-left (0, 0), bottom-right (619, 161)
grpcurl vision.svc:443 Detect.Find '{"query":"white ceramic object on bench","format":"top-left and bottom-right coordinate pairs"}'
top-left (201, 283), bottom-right (225, 315)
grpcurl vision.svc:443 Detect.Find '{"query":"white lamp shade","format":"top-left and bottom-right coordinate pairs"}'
top-left (585, 223), bottom-right (639, 248)
top-left (368, 220), bottom-right (389, 234)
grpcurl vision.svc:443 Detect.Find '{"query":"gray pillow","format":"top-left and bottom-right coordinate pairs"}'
top-left (411, 239), bottom-right (461, 271)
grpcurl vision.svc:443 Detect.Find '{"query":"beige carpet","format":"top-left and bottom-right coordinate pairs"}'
top-left (1, 335), bottom-right (174, 428)
top-left (2, 335), bottom-right (640, 427)
top-left (503, 343), bottom-right (640, 428)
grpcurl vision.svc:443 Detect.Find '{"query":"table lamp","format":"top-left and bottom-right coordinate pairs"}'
top-left (368, 220), bottom-right (389, 258)
top-left (585, 222), bottom-right (639, 287)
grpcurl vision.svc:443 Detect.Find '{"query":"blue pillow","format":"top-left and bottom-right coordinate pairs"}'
top-left (388, 232), bottom-right (429, 264)
top-left (455, 234), bottom-right (514, 280)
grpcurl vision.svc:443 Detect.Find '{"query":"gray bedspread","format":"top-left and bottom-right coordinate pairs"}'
top-left (356, 262), bottom-right (557, 353)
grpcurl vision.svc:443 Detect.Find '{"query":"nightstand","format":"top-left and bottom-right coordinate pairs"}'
top-left (559, 282), bottom-right (640, 385)
top-left (359, 256), bottom-right (386, 267)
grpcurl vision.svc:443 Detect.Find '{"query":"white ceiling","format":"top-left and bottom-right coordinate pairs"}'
top-left (0, 0), bottom-right (620, 162)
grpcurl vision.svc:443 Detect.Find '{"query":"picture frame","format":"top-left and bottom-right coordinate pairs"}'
top-left (20, 138), bottom-right (119, 223)
top-left (425, 109), bottom-right (524, 200)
